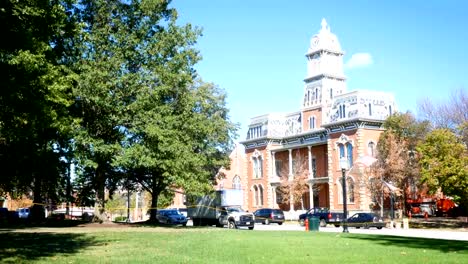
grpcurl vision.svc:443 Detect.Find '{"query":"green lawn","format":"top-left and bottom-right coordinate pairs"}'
top-left (1, 226), bottom-right (466, 263)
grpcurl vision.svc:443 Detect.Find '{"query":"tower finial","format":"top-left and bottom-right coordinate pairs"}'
top-left (321, 18), bottom-right (329, 32)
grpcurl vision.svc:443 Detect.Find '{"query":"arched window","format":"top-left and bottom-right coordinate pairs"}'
top-left (232, 175), bottom-right (241, 190)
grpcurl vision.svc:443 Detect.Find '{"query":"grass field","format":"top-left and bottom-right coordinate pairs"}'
top-left (1, 225), bottom-right (467, 263)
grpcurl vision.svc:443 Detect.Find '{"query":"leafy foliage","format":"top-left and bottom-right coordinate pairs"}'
top-left (0, 0), bottom-right (78, 209)
top-left (417, 128), bottom-right (468, 208)
top-left (71, 0), bottom-right (236, 221)
top-left (367, 112), bottom-right (430, 214)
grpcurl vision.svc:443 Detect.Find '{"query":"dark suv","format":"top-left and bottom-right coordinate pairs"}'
top-left (253, 208), bottom-right (284, 225)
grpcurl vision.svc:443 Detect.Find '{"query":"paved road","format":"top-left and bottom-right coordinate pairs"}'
top-left (187, 220), bottom-right (468, 241)
top-left (253, 223), bottom-right (468, 241)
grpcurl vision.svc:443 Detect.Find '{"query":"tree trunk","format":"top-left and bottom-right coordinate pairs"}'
top-left (94, 165), bottom-right (107, 221)
top-left (66, 163), bottom-right (71, 217)
top-left (31, 173), bottom-right (45, 222)
top-left (149, 177), bottom-right (160, 222)
top-left (149, 191), bottom-right (159, 222)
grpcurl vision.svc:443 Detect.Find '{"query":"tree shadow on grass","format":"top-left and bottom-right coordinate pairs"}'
top-left (346, 234), bottom-right (468, 254)
top-left (0, 231), bottom-right (99, 263)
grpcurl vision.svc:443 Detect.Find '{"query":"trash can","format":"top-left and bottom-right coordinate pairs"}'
top-left (308, 217), bottom-right (320, 231)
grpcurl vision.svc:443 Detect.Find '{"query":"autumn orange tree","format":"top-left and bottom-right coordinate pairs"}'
top-left (277, 152), bottom-right (319, 210)
top-left (367, 112), bottom-right (430, 215)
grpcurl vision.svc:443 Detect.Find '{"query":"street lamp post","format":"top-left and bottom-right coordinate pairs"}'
top-left (340, 158), bottom-right (349, 233)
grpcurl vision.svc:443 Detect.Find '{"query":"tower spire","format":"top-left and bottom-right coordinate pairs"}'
top-left (320, 18), bottom-right (329, 32)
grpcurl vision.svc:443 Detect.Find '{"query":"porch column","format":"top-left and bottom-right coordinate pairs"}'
top-left (271, 151), bottom-right (276, 178)
top-left (288, 149), bottom-right (294, 211)
top-left (272, 187), bottom-right (276, 209)
top-left (309, 183), bottom-right (314, 209)
top-left (307, 146), bottom-right (312, 178)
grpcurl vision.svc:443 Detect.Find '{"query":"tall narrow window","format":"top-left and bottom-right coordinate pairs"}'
top-left (276, 188), bottom-right (282, 204)
top-left (368, 104), bottom-right (372, 116)
top-left (348, 178), bottom-right (355, 203)
top-left (253, 156), bottom-right (263, 178)
top-left (259, 185), bottom-right (264, 206)
top-left (343, 105), bottom-right (346, 118)
top-left (232, 175), bottom-right (241, 190)
top-left (315, 88), bottom-right (318, 100)
top-left (253, 158), bottom-right (258, 178)
top-left (339, 105), bottom-right (343, 118)
top-left (346, 143), bottom-right (353, 168)
top-left (339, 144), bottom-right (345, 159)
top-left (253, 185), bottom-right (258, 206)
top-left (275, 160), bottom-right (282, 177)
top-left (258, 157), bottom-right (263, 178)
top-left (389, 105), bottom-right (392, 115)
top-left (309, 116), bottom-right (316, 129)
top-left (330, 88), bottom-right (333, 99)
top-left (368, 142), bottom-right (375, 157)
top-left (312, 158), bottom-right (317, 177)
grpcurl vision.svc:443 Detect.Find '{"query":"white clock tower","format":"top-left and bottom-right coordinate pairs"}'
top-left (303, 19), bottom-right (347, 109)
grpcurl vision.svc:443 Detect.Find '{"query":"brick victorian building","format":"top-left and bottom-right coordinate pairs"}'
top-left (235, 19), bottom-right (397, 218)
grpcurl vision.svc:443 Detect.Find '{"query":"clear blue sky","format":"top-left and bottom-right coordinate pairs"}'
top-left (171, 0), bottom-right (468, 141)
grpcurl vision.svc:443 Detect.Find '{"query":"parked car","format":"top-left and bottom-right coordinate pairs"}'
top-left (298, 207), bottom-right (344, 227)
top-left (168, 208), bottom-right (188, 219)
top-left (0, 208), bottom-right (8, 224)
top-left (339, 213), bottom-right (385, 229)
top-left (17, 207), bottom-right (30, 219)
top-left (253, 208), bottom-right (284, 225)
top-left (157, 209), bottom-right (188, 226)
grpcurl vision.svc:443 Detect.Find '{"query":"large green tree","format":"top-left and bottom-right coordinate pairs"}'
top-left (72, 0), bottom-right (149, 215)
top-left (0, 0), bottom-right (78, 215)
top-left (119, 80), bottom-right (236, 221)
top-left (73, 0), bottom-right (236, 221)
top-left (417, 128), bottom-right (468, 208)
